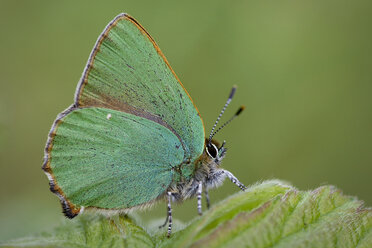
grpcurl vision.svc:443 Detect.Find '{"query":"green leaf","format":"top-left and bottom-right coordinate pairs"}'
top-left (161, 180), bottom-right (372, 248)
top-left (2, 180), bottom-right (371, 248)
top-left (0, 215), bottom-right (154, 248)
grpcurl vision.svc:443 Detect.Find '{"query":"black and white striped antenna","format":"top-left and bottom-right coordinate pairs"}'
top-left (208, 86), bottom-right (244, 146)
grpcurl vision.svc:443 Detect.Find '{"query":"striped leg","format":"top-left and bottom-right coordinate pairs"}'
top-left (158, 209), bottom-right (169, 228)
top-left (166, 192), bottom-right (173, 237)
top-left (197, 181), bottom-right (203, 215)
top-left (204, 188), bottom-right (210, 209)
top-left (223, 170), bottom-right (246, 191)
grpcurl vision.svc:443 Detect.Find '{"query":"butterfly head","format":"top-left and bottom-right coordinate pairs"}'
top-left (205, 86), bottom-right (244, 163)
top-left (205, 139), bottom-right (227, 165)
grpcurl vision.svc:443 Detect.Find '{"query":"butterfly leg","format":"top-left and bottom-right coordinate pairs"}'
top-left (166, 191), bottom-right (173, 237)
top-left (204, 188), bottom-right (210, 209)
top-left (197, 181), bottom-right (203, 215)
top-left (223, 170), bottom-right (246, 191)
top-left (158, 209), bottom-right (169, 228)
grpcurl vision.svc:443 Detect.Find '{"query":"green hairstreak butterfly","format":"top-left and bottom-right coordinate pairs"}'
top-left (43, 13), bottom-right (245, 236)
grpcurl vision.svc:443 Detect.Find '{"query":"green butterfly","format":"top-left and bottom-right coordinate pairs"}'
top-left (43, 13), bottom-right (245, 236)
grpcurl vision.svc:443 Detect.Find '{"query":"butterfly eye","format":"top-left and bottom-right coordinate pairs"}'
top-left (206, 143), bottom-right (218, 159)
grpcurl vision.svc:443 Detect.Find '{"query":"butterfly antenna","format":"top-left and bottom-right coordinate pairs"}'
top-left (210, 106), bottom-right (245, 139)
top-left (208, 86), bottom-right (237, 145)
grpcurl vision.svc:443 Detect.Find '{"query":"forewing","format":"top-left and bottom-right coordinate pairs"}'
top-left (44, 107), bottom-right (183, 216)
top-left (75, 14), bottom-right (204, 163)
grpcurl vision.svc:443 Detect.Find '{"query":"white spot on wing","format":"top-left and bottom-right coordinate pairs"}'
top-left (107, 113), bottom-right (112, 120)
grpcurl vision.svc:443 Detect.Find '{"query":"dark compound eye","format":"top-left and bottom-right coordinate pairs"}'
top-left (206, 143), bottom-right (218, 158)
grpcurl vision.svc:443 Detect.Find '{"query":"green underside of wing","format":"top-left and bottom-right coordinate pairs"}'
top-left (50, 107), bottom-right (184, 209)
top-left (78, 15), bottom-right (205, 163)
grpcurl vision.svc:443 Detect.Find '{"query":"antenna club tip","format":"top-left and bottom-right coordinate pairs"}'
top-left (236, 105), bottom-right (245, 116)
top-left (229, 86), bottom-right (237, 99)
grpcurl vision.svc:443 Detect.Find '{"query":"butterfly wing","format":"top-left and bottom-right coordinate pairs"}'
top-left (44, 107), bottom-right (183, 217)
top-left (75, 13), bottom-right (205, 162)
top-left (44, 14), bottom-right (205, 216)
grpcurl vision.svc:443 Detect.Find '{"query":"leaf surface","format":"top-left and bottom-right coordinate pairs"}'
top-left (2, 180), bottom-right (371, 248)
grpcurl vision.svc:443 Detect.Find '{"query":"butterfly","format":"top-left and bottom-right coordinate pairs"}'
top-left (43, 13), bottom-right (245, 237)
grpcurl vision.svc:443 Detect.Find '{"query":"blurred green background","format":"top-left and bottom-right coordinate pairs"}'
top-left (1, 0), bottom-right (371, 241)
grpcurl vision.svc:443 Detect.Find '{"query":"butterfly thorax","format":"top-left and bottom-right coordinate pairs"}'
top-left (168, 139), bottom-right (227, 201)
